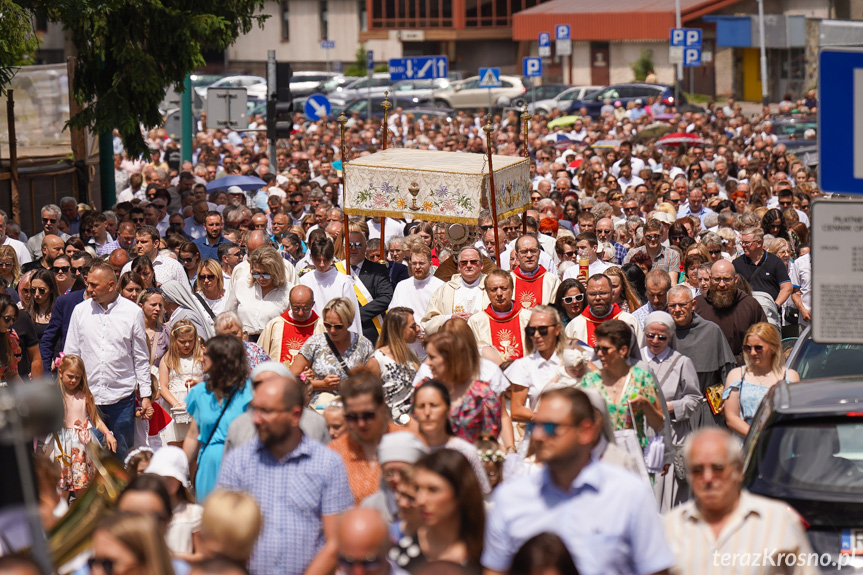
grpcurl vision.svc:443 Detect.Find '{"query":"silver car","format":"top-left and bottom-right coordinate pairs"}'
top-left (333, 73), bottom-right (392, 102)
top-left (529, 85), bottom-right (603, 116)
top-left (432, 74), bottom-right (527, 109)
top-left (195, 75), bottom-right (267, 102)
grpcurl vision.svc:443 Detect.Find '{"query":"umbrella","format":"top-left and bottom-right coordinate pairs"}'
top-left (653, 113), bottom-right (676, 121)
top-left (547, 115), bottom-right (582, 129)
top-left (657, 133), bottom-right (705, 147)
top-left (205, 174), bottom-right (267, 192)
top-left (591, 139), bottom-right (621, 149)
top-left (633, 122), bottom-right (674, 143)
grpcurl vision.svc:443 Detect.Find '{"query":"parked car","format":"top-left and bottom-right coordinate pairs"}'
top-left (567, 83), bottom-right (685, 116)
top-left (742, 377), bottom-right (863, 573)
top-left (389, 78), bottom-right (451, 104)
top-left (499, 83), bottom-right (570, 109)
top-left (528, 85), bottom-right (603, 116)
top-left (432, 74), bottom-right (528, 110)
top-left (771, 115), bottom-right (817, 150)
top-left (319, 75), bottom-right (353, 94)
top-left (194, 75), bottom-right (267, 102)
top-left (785, 326), bottom-right (863, 380)
top-left (339, 97), bottom-right (444, 119)
top-left (332, 73), bottom-right (392, 101)
top-left (290, 71), bottom-right (340, 97)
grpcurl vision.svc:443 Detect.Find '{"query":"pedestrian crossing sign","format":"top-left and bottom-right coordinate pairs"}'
top-left (478, 67), bottom-right (501, 88)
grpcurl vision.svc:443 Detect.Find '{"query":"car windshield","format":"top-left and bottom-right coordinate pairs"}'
top-left (758, 420), bottom-right (863, 494)
top-left (774, 120), bottom-right (816, 136)
top-left (788, 339), bottom-right (863, 380)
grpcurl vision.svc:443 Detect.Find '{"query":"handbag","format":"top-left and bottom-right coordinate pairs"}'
top-left (324, 334), bottom-right (353, 379)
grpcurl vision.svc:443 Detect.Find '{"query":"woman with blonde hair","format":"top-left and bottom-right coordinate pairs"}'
top-left (197, 489), bottom-right (262, 566)
top-left (365, 307), bottom-right (421, 424)
top-left (194, 258), bottom-right (227, 318)
top-left (224, 246), bottom-right (291, 343)
top-left (89, 512), bottom-right (175, 575)
top-left (722, 322), bottom-right (800, 437)
top-left (0, 245), bottom-right (20, 289)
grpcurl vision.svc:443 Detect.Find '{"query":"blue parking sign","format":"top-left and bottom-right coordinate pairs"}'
top-left (523, 58), bottom-right (542, 78)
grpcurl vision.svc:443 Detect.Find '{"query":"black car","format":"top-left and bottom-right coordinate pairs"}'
top-left (771, 115), bottom-right (817, 150)
top-left (742, 378), bottom-right (863, 572)
top-left (567, 82), bottom-right (686, 116)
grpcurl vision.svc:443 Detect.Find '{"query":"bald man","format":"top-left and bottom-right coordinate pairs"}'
top-left (230, 229), bottom-right (298, 290)
top-left (694, 259), bottom-right (767, 359)
top-left (257, 285), bottom-right (323, 365)
top-left (337, 508), bottom-right (406, 575)
top-left (22, 234), bottom-right (66, 273)
top-left (108, 248), bottom-right (130, 276)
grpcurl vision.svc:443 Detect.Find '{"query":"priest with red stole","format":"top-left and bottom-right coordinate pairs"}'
top-left (564, 274), bottom-right (644, 348)
top-left (258, 285), bottom-right (323, 366)
top-left (468, 269), bottom-right (532, 365)
top-left (511, 235), bottom-right (560, 310)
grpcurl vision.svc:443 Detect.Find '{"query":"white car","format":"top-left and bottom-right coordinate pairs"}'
top-left (528, 85), bottom-right (603, 116)
top-left (432, 75), bottom-right (527, 109)
top-left (334, 73), bottom-right (392, 101)
top-left (195, 75), bottom-right (267, 102)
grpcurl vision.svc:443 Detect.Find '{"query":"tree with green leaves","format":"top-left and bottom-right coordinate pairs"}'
top-left (4, 0), bottom-right (268, 158)
top-left (0, 0), bottom-right (39, 95)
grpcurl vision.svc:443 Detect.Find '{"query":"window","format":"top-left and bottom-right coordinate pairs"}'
top-left (280, 1), bottom-right (290, 40)
top-left (320, 1), bottom-right (329, 41)
top-left (359, 0), bottom-right (368, 32)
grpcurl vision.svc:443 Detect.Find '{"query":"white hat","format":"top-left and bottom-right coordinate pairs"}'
top-left (377, 432), bottom-right (429, 465)
top-left (145, 446), bottom-right (190, 487)
top-left (651, 211), bottom-right (675, 225)
top-left (250, 361), bottom-right (293, 381)
top-left (227, 185), bottom-right (244, 195)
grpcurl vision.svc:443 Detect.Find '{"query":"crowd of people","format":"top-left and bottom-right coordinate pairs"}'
top-left (0, 90), bottom-right (820, 575)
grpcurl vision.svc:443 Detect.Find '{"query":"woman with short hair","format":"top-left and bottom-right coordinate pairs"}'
top-left (0, 246), bottom-right (21, 289)
top-left (224, 247), bottom-right (291, 343)
top-left (194, 259), bottom-right (227, 320)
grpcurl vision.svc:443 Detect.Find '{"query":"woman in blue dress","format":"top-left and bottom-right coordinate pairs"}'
top-left (183, 334), bottom-right (252, 500)
top-left (722, 322), bottom-right (799, 438)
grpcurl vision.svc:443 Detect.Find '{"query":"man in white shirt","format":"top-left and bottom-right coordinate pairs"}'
top-left (64, 262), bottom-right (152, 459)
top-left (610, 141), bottom-right (646, 178)
top-left (563, 232), bottom-right (615, 283)
top-left (422, 246), bottom-right (488, 335)
top-left (616, 160), bottom-right (645, 191)
top-left (390, 244), bottom-right (444, 359)
top-left (183, 200), bottom-right (209, 240)
top-left (0, 210), bottom-right (32, 266)
top-left (120, 225), bottom-right (188, 286)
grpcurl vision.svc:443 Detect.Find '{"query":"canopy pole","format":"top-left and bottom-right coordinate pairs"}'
top-left (483, 119), bottom-right (501, 268)
top-left (379, 93), bottom-right (391, 263)
top-left (337, 112), bottom-right (351, 274)
top-left (521, 106), bottom-right (530, 235)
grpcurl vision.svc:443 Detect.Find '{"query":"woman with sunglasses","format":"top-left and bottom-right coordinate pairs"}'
top-left (224, 246), bottom-right (291, 344)
top-left (0, 245), bottom-right (20, 289)
top-left (291, 297), bottom-right (374, 397)
top-left (177, 242), bottom-right (201, 286)
top-left (722, 322), bottom-right (799, 438)
top-left (24, 269), bottom-right (58, 342)
top-left (0, 294), bottom-right (22, 385)
top-left (51, 254), bottom-right (76, 295)
top-left (552, 279), bottom-right (586, 328)
top-left (638, 311), bottom-right (701, 510)
top-left (195, 259), bottom-right (227, 318)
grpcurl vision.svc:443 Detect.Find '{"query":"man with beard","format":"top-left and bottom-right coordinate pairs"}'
top-left (668, 285), bottom-right (736, 428)
top-left (389, 244), bottom-right (443, 360)
top-left (565, 274), bottom-right (643, 348)
top-left (694, 260), bottom-right (766, 361)
top-left (468, 269), bottom-right (532, 364)
top-left (632, 269), bottom-right (671, 328)
top-left (194, 211), bottom-right (229, 262)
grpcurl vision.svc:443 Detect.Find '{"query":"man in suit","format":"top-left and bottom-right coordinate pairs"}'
top-left (348, 229), bottom-right (393, 345)
top-left (40, 252), bottom-right (94, 371)
top-left (366, 238), bottom-right (409, 288)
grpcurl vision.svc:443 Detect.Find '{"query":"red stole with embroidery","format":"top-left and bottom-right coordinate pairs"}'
top-left (279, 310), bottom-right (319, 364)
top-left (485, 302), bottom-right (525, 362)
top-left (513, 266), bottom-right (546, 310)
top-left (581, 303), bottom-right (624, 347)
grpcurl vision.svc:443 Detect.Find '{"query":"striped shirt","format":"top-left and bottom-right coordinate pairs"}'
top-left (218, 434), bottom-right (353, 575)
top-left (664, 490), bottom-right (818, 575)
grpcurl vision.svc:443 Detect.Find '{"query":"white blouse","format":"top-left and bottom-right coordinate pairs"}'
top-left (224, 280), bottom-right (291, 336)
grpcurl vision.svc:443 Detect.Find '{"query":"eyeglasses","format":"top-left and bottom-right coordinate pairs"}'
top-left (517, 248), bottom-right (539, 256)
top-left (667, 199), bottom-right (680, 205)
top-left (249, 405), bottom-right (291, 415)
top-left (0, 262), bottom-right (12, 269)
top-left (667, 302), bottom-right (690, 310)
top-left (291, 303), bottom-right (313, 311)
top-left (645, 234), bottom-right (661, 241)
top-left (526, 420), bottom-right (574, 436)
top-left (594, 345), bottom-right (616, 354)
top-left (28, 287), bottom-right (49, 295)
top-left (562, 294), bottom-right (584, 304)
top-left (740, 240), bottom-right (757, 246)
top-left (525, 325), bottom-right (556, 337)
top-left (459, 259), bottom-right (480, 266)
top-left (669, 235), bottom-right (684, 242)
top-left (338, 555), bottom-right (384, 571)
top-left (708, 249), bottom-right (722, 255)
top-left (689, 463), bottom-right (728, 476)
top-left (251, 273), bottom-right (272, 280)
top-left (345, 411), bottom-right (378, 423)
top-left (479, 225), bottom-right (494, 231)
top-left (71, 265), bottom-right (90, 277)
top-left (198, 274), bottom-right (216, 281)
top-left (778, 201), bottom-right (793, 207)
top-left (561, 250), bottom-right (576, 258)
top-left (586, 291), bottom-right (611, 298)
top-left (132, 217), bottom-right (145, 223)
top-left (645, 333), bottom-right (668, 341)
top-left (52, 266), bottom-right (70, 274)
top-left (180, 257), bottom-right (197, 264)
top-left (503, 226), bottom-right (519, 233)
top-left (348, 241), bottom-right (364, 248)
top-left (595, 229), bottom-right (612, 235)
top-left (324, 322), bottom-right (345, 330)
top-left (0, 315), bottom-right (14, 323)
top-left (228, 250), bottom-right (243, 258)
top-left (531, 195), bottom-right (542, 201)
top-left (743, 344), bottom-right (764, 353)
top-left (624, 206), bottom-right (640, 213)
top-left (713, 277), bottom-right (735, 285)
top-left (42, 217), bottom-right (57, 223)
top-left (288, 200), bottom-right (303, 205)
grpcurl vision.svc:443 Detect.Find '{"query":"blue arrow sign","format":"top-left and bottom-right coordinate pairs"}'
top-left (478, 67), bottom-right (501, 88)
top-left (388, 56), bottom-right (449, 81)
top-left (321, 40), bottom-right (335, 49)
top-left (523, 57), bottom-right (542, 78)
top-left (304, 93), bottom-right (332, 121)
top-left (538, 32), bottom-right (550, 47)
top-left (555, 24), bottom-right (570, 40)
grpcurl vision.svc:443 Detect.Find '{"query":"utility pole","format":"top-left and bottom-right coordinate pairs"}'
top-left (757, 0), bottom-right (769, 107)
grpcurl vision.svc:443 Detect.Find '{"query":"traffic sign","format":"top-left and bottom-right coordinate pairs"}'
top-left (304, 94), bottom-right (332, 121)
top-left (670, 28), bottom-right (702, 66)
top-left (538, 32), bottom-right (551, 58)
top-left (819, 48), bottom-right (863, 194)
top-left (684, 48), bottom-right (702, 67)
top-left (523, 57), bottom-right (542, 78)
top-left (206, 87), bottom-right (248, 130)
top-left (811, 199), bottom-right (863, 343)
top-left (367, 50), bottom-right (374, 70)
top-left (555, 25), bottom-right (570, 40)
top-left (321, 40), bottom-right (335, 49)
top-left (388, 56), bottom-right (448, 81)
top-left (478, 67), bottom-right (501, 88)
top-left (555, 24), bottom-right (572, 57)
top-left (670, 28), bottom-right (702, 47)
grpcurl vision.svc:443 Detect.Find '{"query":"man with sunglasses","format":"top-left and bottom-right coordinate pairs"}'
top-left (26, 204), bottom-right (68, 259)
top-left (287, 191), bottom-right (308, 227)
top-left (622, 219), bottom-right (680, 286)
top-left (219, 364), bottom-right (352, 575)
top-left (423, 246), bottom-right (488, 335)
top-left (565, 274), bottom-right (643, 348)
top-left (732, 227), bottom-right (791, 309)
top-left (595, 218), bottom-right (628, 265)
top-left (483, 386), bottom-right (675, 575)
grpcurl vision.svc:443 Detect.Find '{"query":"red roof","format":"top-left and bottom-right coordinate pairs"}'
top-left (512, 0), bottom-right (742, 41)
